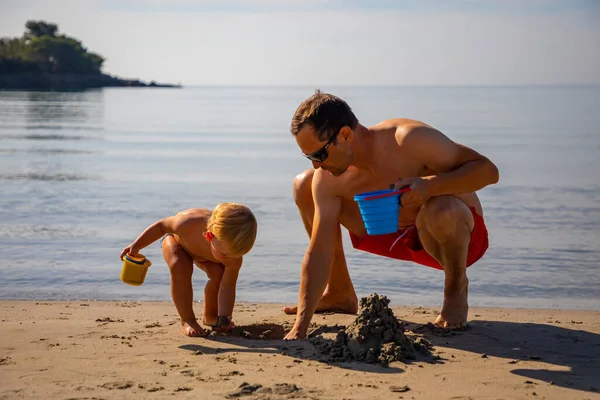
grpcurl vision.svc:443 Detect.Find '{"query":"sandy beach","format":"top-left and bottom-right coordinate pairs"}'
top-left (1, 299), bottom-right (599, 400)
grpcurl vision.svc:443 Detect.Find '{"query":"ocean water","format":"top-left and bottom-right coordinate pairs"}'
top-left (1, 85), bottom-right (599, 311)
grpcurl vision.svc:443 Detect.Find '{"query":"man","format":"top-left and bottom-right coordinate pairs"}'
top-left (283, 90), bottom-right (499, 340)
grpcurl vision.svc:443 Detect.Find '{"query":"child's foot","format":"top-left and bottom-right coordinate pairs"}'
top-left (213, 318), bottom-right (236, 333)
top-left (203, 316), bottom-right (236, 332)
top-left (181, 319), bottom-right (207, 337)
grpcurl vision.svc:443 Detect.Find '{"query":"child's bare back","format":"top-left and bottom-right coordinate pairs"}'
top-left (164, 208), bottom-right (215, 262)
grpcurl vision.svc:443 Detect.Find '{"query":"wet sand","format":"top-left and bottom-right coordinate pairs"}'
top-left (1, 300), bottom-right (599, 399)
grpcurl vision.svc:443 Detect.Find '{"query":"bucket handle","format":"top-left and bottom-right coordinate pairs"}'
top-left (123, 254), bottom-right (148, 265)
top-left (363, 187), bottom-right (411, 201)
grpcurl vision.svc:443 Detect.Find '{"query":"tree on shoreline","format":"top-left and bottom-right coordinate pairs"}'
top-left (0, 20), bottom-right (105, 74)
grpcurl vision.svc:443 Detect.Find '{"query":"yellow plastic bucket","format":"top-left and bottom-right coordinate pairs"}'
top-left (120, 253), bottom-right (152, 286)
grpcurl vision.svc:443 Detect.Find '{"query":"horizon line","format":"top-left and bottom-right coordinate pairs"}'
top-left (162, 83), bottom-right (600, 88)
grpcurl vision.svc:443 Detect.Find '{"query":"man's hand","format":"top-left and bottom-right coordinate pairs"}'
top-left (393, 176), bottom-right (434, 208)
top-left (283, 324), bottom-right (307, 341)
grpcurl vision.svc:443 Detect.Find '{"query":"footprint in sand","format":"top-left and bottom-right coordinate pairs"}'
top-left (227, 383), bottom-right (301, 398)
top-left (117, 302), bottom-right (140, 308)
top-left (99, 381), bottom-right (134, 390)
top-left (95, 317), bottom-right (124, 324)
top-left (137, 383), bottom-right (165, 392)
top-left (0, 357), bottom-right (15, 366)
top-left (219, 371), bottom-right (244, 377)
top-left (226, 323), bottom-right (286, 340)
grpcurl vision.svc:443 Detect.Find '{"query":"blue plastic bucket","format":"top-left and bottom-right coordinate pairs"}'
top-left (354, 189), bottom-right (403, 235)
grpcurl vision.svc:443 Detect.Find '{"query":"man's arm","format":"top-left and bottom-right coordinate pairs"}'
top-left (284, 172), bottom-right (342, 340)
top-left (396, 126), bottom-right (499, 199)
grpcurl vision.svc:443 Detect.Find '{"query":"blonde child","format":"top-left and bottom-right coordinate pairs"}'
top-left (120, 203), bottom-right (258, 337)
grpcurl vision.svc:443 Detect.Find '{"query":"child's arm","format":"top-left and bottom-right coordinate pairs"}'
top-left (120, 215), bottom-right (181, 259)
top-left (213, 258), bottom-right (242, 329)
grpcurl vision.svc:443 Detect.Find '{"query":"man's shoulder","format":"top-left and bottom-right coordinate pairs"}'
top-left (313, 168), bottom-right (356, 198)
top-left (371, 118), bottom-right (431, 130)
top-left (313, 168), bottom-right (335, 187)
top-left (312, 169), bottom-right (339, 194)
top-left (370, 119), bottom-right (437, 147)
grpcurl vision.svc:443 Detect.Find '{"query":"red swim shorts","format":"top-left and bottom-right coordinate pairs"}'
top-left (349, 207), bottom-right (489, 270)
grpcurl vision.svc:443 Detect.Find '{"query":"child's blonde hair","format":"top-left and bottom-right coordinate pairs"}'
top-left (207, 202), bottom-right (258, 257)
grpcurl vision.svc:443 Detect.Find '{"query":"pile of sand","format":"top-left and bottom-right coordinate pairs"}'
top-left (310, 293), bottom-right (428, 366)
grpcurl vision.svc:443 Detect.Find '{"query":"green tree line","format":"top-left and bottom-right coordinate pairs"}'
top-left (0, 20), bottom-right (105, 74)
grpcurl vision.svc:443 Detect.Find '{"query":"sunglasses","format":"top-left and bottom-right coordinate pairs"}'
top-left (302, 129), bottom-right (340, 162)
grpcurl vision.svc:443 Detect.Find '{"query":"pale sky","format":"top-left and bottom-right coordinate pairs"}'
top-left (1, 0), bottom-right (599, 85)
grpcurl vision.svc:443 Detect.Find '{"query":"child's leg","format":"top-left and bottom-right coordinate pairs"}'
top-left (161, 235), bottom-right (206, 337)
top-left (196, 262), bottom-right (224, 326)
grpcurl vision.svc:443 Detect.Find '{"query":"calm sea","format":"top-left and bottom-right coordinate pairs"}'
top-left (1, 85), bottom-right (599, 310)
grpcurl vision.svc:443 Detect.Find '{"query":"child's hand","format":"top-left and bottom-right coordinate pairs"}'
top-left (120, 244), bottom-right (139, 260)
top-left (211, 316), bottom-right (235, 333)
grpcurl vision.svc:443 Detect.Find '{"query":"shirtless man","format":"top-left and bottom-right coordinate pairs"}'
top-left (283, 90), bottom-right (499, 340)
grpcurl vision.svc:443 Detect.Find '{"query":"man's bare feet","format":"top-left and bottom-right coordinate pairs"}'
top-left (181, 319), bottom-right (207, 337)
top-left (434, 290), bottom-right (469, 329)
top-left (283, 324), bottom-right (305, 341)
top-left (283, 291), bottom-right (358, 315)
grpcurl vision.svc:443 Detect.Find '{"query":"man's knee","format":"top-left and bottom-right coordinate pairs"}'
top-left (419, 196), bottom-right (474, 240)
top-left (293, 169), bottom-right (314, 209)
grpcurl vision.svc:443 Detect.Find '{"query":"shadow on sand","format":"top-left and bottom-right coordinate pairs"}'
top-left (180, 322), bottom-right (440, 376)
top-left (406, 319), bottom-right (600, 394)
top-left (179, 319), bottom-right (599, 394)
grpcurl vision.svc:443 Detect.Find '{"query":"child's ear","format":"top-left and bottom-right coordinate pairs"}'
top-left (205, 231), bottom-right (214, 241)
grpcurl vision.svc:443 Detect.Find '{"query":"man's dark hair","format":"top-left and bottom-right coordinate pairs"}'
top-left (290, 89), bottom-right (358, 142)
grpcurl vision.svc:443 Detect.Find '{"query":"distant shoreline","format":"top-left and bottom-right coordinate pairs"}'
top-left (0, 72), bottom-right (181, 91)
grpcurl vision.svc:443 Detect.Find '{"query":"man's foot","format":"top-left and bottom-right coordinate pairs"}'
top-left (283, 324), bottom-right (306, 341)
top-left (434, 291), bottom-right (469, 330)
top-left (283, 291), bottom-right (358, 315)
top-left (181, 319), bottom-right (207, 337)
